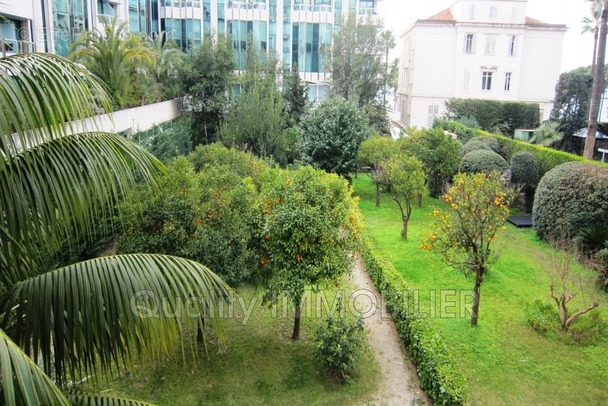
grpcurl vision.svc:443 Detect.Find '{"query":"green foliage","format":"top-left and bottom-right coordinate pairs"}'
top-left (465, 136), bottom-right (501, 154)
top-left (550, 66), bottom-right (593, 137)
top-left (361, 237), bottom-right (468, 405)
top-left (300, 96), bottom-right (371, 178)
top-left (357, 136), bottom-right (399, 206)
top-left (133, 117), bottom-right (193, 162)
top-left (525, 299), bottom-right (561, 336)
top-left (433, 119), bottom-right (476, 144)
top-left (259, 166), bottom-right (362, 338)
top-left (460, 150), bottom-right (509, 174)
top-left (179, 35), bottom-right (235, 146)
top-left (329, 14), bottom-right (396, 107)
top-left (424, 172), bottom-right (516, 325)
top-left (511, 151), bottom-right (540, 213)
top-left (365, 103), bottom-right (392, 136)
top-left (533, 162), bottom-right (608, 242)
top-left (445, 98), bottom-right (540, 136)
top-left (385, 155), bottom-right (426, 239)
top-left (313, 300), bottom-right (367, 382)
top-left (400, 128), bottom-right (462, 198)
top-left (461, 140), bottom-right (493, 155)
top-left (188, 142), bottom-right (268, 180)
top-left (283, 67), bottom-right (308, 126)
top-left (116, 156), bottom-right (261, 285)
top-left (69, 18), bottom-right (158, 108)
top-left (510, 151), bottom-right (540, 187)
top-left (457, 116), bottom-right (481, 129)
top-left (530, 121), bottom-right (565, 148)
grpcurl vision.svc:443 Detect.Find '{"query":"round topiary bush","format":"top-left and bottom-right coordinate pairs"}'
top-left (461, 140), bottom-right (493, 155)
top-left (460, 150), bottom-right (509, 174)
top-left (511, 151), bottom-right (540, 213)
top-left (533, 162), bottom-right (608, 241)
top-left (467, 136), bottom-right (502, 154)
top-left (511, 151), bottom-right (540, 187)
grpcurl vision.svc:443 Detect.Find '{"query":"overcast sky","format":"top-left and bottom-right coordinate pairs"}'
top-left (378, 0), bottom-right (594, 73)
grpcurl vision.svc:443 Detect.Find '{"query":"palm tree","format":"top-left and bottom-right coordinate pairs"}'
top-left (0, 53), bottom-right (231, 404)
top-left (529, 121), bottom-right (565, 148)
top-left (582, 0), bottom-right (603, 78)
top-left (68, 18), bottom-right (157, 107)
top-left (151, 32), bottom-right (186, 81)
top-left (585, 0), bottom-right (608, 159)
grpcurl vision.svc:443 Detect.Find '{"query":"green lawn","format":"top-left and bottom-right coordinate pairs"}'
top-left (353, 174), bottom-right (608, 406)
top-left (94, 285), bottom-right (379, 405)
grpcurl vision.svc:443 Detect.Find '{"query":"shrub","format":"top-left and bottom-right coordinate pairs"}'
top-left (133, 117), bottom-right (193, 162)
top-left (461, 140), bottom-right (492, 155)
top-left (511, 151), bottom-right (540, 212)
top-left (314, 301), bottom-right (367, 382)
top-left (362, 235), bottom-right (468, 405)
top-left (433, 118), bottom-right (476, 144)
top-left (460, 150), bottom-right (509, 174)
top-left (466, 136), bottom-right (501, 154)
top-left (116, 156), bottom-right (262, 285)
top-left (525, 300), bottom-right (561, 336)
top-left (188, 142), bottom-right (267, 184)
top-left (533, 162), bottom-right (608, 241)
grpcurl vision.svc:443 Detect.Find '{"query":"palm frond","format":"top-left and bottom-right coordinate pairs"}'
top-left (0, 53), bottom-right (113, 154)
top-left (2, 254), bottom-right (232, 384)
top-left (0, 328), bottom-right (70, 406)
top-left (0, 132), bottom-right (164, 286)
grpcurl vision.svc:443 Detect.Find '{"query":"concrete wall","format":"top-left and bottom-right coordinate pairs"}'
top-left (68, 99), bottom-right (181, 136)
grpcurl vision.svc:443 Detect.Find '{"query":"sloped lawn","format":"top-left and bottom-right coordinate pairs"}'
top-left (354, 174), bottom-right (608, 405)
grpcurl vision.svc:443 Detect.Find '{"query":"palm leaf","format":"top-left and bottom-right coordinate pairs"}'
top-left (0, 328), bottom-right (71, 406)
top-left (0, 53), bottom-right (113, 155)
top-left (2, 254), bottom-right (231, 385)
top-left (0, 132), bottom-right (164, 287)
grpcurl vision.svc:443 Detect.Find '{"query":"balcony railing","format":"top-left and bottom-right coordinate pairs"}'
top-left (160, 0), bottom-right (202, 7)
top-left (0, 39), bottom-right (35, 57)
top-left (294, 4), bottom-right (332, 12)
top-left (358, 7), bottom-right (377, 15)
top-left (228, 1), bottom-right (268, 10)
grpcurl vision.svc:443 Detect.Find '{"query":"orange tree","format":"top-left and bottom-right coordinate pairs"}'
top-left (422, 172), bottom-right (517, 326)
top-left (258, 166), bottom-right (362, 339)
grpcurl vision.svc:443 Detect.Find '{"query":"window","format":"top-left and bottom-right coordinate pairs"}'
top-left (504, 72), bottom-right (512, 91)
top-left (428, 105), bottom-right (439, 127)
top-left (508, 36), bottom-right (517, 56)
top-left (511, 6), bottom-right (518, 20)
top-left (489, 6), bottom-right (497, 19)
top-left (463, 70), bottom-right (470, 91)
top-left (485, 35), bottom-right (496, 55)
top-left (468, 5), bottom-right (475, 20)
top-left (464, 34), bottom-right (474, 54)
top-left (482, 71), bottom-right (493, 91)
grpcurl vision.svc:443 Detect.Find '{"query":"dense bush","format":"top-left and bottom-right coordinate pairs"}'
top-left (188, 142), bottom-right (267, 183)
top-left (533, 162), bottom-right (608, 241)
top-left (445, 98), bottom-right (540, 136)
top-left (400, 128), bottom-right (462, 198)
top-left (433, 119), bottom-right (476, 144)
top-left (133, 117), bottom-right (193, 162)
top-left (466, 136), bottom-right (501, 154)
top-left (116, 156), bottom-right (262, 285)
top-left (362, 236), bottom-right (468, 405)
top-left (511, 151), bottom-right (540, 213)
top-left (314, 302), bottom-right (367, 382)
top-left (461, 140), bottom-right (492, 155)
top-left (459, 150), bottom-right (509, 174)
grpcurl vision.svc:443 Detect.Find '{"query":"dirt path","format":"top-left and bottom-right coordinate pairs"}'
top-left (349, 255), bottom-right (430, 406)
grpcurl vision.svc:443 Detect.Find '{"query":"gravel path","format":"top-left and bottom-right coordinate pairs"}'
top-left (349, 255), bottom-right (430, 406)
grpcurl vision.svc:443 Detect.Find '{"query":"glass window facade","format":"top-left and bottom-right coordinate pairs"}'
top-left (292, 22), bottom-right (331, 73)
top-left (163, 18), bottom-right (201, 51)
top-left (228, 20), bottom-right (268, 69)
top-left (53, 0), bottom-right (88, 57)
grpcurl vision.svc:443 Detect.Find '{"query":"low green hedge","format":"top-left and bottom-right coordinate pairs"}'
top-left (361, 234), bottom-right (468, 405)
top-left (435, 119), bottom-right (608, 177)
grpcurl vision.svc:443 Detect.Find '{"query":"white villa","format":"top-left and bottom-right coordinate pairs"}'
top-left (396, 0), bottom-right (566, 129)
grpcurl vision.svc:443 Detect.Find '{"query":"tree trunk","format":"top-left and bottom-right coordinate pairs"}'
top-left (401, 216), bottom-right (409, 239)
top-left (585, 2), bottom-right (608, 159)
top-left (592, 30), bottom-right (599, 79)
top-left (417, 192), bottom-right (423, 209)
top-left (292, 302), bottom-right (301, 340)
top-left (470, 276), bottom-right (482, 326)
top-left (375, 183), bottom-right (381, 207)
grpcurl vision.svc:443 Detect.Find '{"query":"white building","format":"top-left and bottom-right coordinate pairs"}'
top-left (396, 0), bottom-right (566, 129)
top-left (0, 0), bottom-right (382, 101)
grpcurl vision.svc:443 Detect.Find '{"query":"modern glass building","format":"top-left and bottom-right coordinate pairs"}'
top-left (0, 0), bottom-right (381, 99)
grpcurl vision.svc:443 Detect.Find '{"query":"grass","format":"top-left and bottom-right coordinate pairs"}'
top-left (353, 174), bottom-right (608, 406)
top-left (93, 284), bottom-right (379, 405)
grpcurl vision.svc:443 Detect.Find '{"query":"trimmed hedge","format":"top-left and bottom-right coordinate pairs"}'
top-left (460, 150), bottom-right (509, 174)
top-left (467, 136), bottom-right (501, 154)
top-left (362, 234), bottom-right (468, 405)
top-left (533, 162), bottom-right (608, 241)
top-left (461, 140), bottom-right (492, 155)
top-left (435, 120), bottom-right (608, 178)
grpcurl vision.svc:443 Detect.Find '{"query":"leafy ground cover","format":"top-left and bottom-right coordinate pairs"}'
top-left (93, 285), bottom-right (379, 405)
top-left (354, 174), bottom-right (608, 405)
